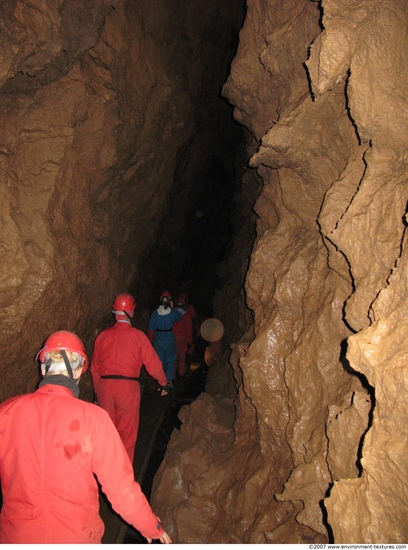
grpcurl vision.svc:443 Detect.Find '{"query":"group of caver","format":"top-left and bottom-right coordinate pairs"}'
top-left (147, 290), bottom-right (197, 391)
top-left (0, 290), bottom-right (197, 544)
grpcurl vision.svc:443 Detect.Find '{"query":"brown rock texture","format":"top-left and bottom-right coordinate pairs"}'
top-left (1, 0), bottom-right (407, 545)
top-left (151, 0), bottom-right (408, 544)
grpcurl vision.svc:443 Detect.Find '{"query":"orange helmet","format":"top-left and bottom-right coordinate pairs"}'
top-left (37, 330), bottom-right (88, 372)
top-left (112, 293), bottom-right (135, 315)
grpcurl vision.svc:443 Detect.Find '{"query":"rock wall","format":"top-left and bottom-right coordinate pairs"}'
top-left (151, 0), bottom-right (408, 543)
top-left (1, 0), bottom-right (406, 543)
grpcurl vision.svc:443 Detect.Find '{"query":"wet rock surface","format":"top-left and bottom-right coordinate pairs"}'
top-left (151, 0), bottom-right (408, 544)
top-left (0, 0), bottom-right (407, 544)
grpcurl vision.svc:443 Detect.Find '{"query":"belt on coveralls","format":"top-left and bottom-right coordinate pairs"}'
top-left (100, 375), bottom-right (139, 381)
top-left (156, 329), bottom-right (172, 332)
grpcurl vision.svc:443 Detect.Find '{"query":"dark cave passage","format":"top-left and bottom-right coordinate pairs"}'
top-left (129, 100), bottom-right (249, 325)
top-left (1, 0), bottom-right (405, 545)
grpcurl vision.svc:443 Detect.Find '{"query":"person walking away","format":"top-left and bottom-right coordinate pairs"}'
top-left (91, 293), bottom-right (168, 463)
top-left (0, 330), bottom-right (171, 544)
top-left (179, 292), bottom-right (198, 368)
top-left (172, 296), bottom-right (193, 379)
top-left (148, 290), bottom-right (182, 392)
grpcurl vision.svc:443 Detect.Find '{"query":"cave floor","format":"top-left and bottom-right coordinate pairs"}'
top-left (99, 361), bottom-right (207, 544)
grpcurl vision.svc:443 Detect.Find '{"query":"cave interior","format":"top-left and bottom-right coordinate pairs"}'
top-left (0, 0), bottom-right (407, 545)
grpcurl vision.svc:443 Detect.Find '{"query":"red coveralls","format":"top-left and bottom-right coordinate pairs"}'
top-left (91, 321), bottom-right (167, 463)
top-left (185, 303), bottom-right (198, 356)
top-left (0, 384), bottom-right (164, 543)
top-left (172, 311), bottom-right (193, 377)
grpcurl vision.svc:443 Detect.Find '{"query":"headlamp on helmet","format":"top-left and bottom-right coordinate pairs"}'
top-left (160, 290), bottom-right (172, 309)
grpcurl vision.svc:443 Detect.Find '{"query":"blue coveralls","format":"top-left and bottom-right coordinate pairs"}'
top-left (148, 306), bottom-right (183, 382)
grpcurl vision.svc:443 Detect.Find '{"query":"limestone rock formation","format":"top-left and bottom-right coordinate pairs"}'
top-left (0, 0), bottom-right (407, 545)
top-left (151, 0), bottom-right (408, 544)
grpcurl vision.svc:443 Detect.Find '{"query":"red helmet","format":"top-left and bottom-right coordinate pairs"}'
top-left (160, 290), bottom-right (172, 299)
top-left (112, 293), bottom-right (135, 313)
top-left (179, 292), bottom-right (188, 302)
top-left (175, 296), bottom-right (186, 308)
top-left (37, 330), bottom-right (88, 372)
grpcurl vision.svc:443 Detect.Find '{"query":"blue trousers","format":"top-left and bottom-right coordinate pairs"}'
top-left (153, 334), bottom-right (177, 382)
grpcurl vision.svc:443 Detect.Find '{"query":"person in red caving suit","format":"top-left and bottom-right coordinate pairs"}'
top-left (0, 330), bottom-right (171, 544)
top-left (172, 295), bottom-right (193, 379)
top-left (91, 293), bottom-right (168, 463)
